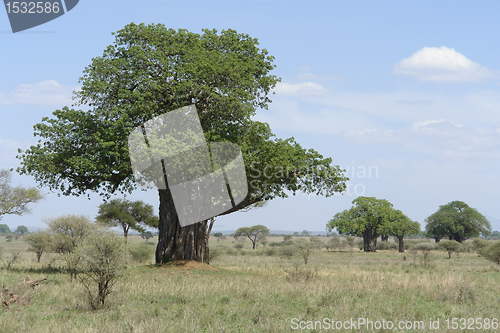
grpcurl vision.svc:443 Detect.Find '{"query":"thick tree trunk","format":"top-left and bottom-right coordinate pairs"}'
top-left (155, 189), bottom-right (210, 264)
top-left (363, 229), bottom-right (377, 252)
top-left (397, 235), bottom-right (404, 253)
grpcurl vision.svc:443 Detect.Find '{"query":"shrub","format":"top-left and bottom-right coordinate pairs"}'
top-left (209, 246), bottom-right (223, 262)
top-left (412, 243), bottom-right (435, 267)
top-left (345, 236), bottom-right (355, 249)
top-left (264, 248), bottom-right (276, 256)
top-left (280, 245), bottom-right (297, 259)
top-left (480, 241), bottom-right (500, 265)
top-left (472, 238), bottom-right (490, 252)
top-left (284, 263), bottom-right (317, 282)
top-left (269, 242), bottom-right (282, 247)
top-left (72, 228), bottom-right (130, 310)
top-left (439, 240), bottom-right (462, 259)
top-left (128, 242), bottom-right (154, 263)
top-left (234, 243), bottom-right (244, 250)
top-left (45, 215), bottom-right (96, 281)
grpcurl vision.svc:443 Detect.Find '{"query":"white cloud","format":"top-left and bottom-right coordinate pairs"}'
top-left (273, 82), bottom-right (329, 96)
top-left (344, 119), bottom-right (500, 160)
top-left (0, 80), bottom-right (79, 106)
top-left (394, 46), bottom-right (497, 82)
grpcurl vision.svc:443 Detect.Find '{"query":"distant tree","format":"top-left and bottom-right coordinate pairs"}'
top-left (15, 225), bottom-right (29, 235)
top-left (293, 232), bottom-right (299, 236)
top-left (0, 224), bottom-right (11, 234)
top-left (480, 241), bottom-right (500, 265)
top-left (212, 232), bottom-right (225, 242)
top-left (439, 240), bottom-right (462, 259)
top-left (327, 197), bottom-right (393, 252)
top-left (96, 199), bottom-right (158, 242)
top-left (300, 230), bottom-right (310, 236)
top-left (378, 210), bottom-right (421, 253)
top-left (0, 169), bottom-right (43, 220)
top-left (295, 237), bottom-right (322, 264)
top-left (234, 225), bottom-right (270, 249)
top-left (25, 231), bottom-right (53, 262)
top-left (284, 235), bottom-right (293, 242)
top-left (425, 201), bottom-right (491, 243)
top-left (141, 231), bottom-right (153, 242)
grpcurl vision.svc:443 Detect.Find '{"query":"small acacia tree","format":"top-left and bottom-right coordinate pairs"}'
top-left (234, 225), bottom-right (270, 249)
top-left (25, 231), bottom-right (53, 262)
top-left (295, 237), bottom-right (322, 264)
top-left (439, 240), bottom-right (462, 259)
top-left (0, 169), bottom-right (43, 220)
top-left (96, 199), bottom-right (158, 242)
top-left (73, 228), bottom-right (130, 309)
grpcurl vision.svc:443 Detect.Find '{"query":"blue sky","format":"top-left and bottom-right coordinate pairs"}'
top-left (1, 0), bottom-right (500, 233)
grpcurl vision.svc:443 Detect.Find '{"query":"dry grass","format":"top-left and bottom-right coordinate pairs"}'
top-left (0, 235), bottom-right (499, 332)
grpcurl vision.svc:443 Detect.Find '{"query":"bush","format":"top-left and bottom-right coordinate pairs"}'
top-left (280, 245), bottom-right (297, 259)
top-left (480, 241), bottom-right (500, 264)
top-left (439, 240), bottom-right (462, 259)
top-left (234, 243), bottom-right (244, 250)
top-left (209, 246), bottom-right (223, 262)
top-left (412, 243), bottom-right (435, 267)
top-left (269, 242), bottom-right (282, 247)
top-left (472, 238), bottom-right (490, 252)
top-left (264, 248), bottom-right (276, 256)
top-left (73, 228), bottom-right (130, 310)
top-left (128, 242), bottom-right (154, 263)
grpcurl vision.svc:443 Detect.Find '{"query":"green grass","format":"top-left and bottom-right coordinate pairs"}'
top-left (0, 235), bottom-right (499, 332)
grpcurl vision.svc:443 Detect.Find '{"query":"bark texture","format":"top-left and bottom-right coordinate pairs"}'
top-left (155, 189), bottom-right (213, 264)
top-left (397, 235), bottom-right (404, 253)
top-left (363, 228), bottom-right (378, 252)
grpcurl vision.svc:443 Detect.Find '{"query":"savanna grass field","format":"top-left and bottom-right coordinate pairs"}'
top-left (1, 234), bottom-right (500, 332)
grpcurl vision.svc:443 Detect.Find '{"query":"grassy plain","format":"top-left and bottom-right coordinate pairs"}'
top-left (0, 235), bottom-right (499, 332)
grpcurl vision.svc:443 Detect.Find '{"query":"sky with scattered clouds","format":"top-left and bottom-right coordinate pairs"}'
top-left (1, 0), bottom-right (500, 233)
